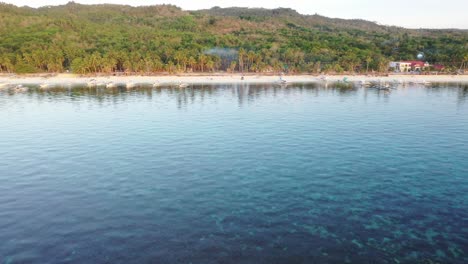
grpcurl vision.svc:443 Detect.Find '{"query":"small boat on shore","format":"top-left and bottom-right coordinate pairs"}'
top-left (14, 84), bottom-right (28, 92)
top-left (87, 79), bottom-right (97, 87)
top-left (410, 80), bottom-right (431, 86)
top-left (39, 83), bottom-right (50, 89)
top-left (275, 75), bottom-right (288, 86)
top-left (275, 82), bottom-right (288, 87)
top-left (178, 82), bottom-right (189, 88)
top-left (368, 80), bottom-right (396, 90)
top-left (318, 75), bottom-right (328, 82)
top-left (275, 78), bottom-right (288, 86)
top-left (359, 80), bottom-right (370, 87)
top-left (106, 82), bottom-right (116, 88)
top-left (126, 81), bottom-right (135, 89)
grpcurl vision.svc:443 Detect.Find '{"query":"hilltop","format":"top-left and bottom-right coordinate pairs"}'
top-left (0, 2), bottom-right (466, 74)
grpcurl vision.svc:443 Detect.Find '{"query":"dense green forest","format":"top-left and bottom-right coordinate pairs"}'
top-left (0, 2), bottom-right (467, 74)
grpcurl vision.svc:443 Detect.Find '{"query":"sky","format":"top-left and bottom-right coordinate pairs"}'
top-left (2, 0), bottom-right (467, 29)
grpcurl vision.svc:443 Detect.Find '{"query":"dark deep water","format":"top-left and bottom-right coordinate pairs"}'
top-left (0, 83), bottom-right (467, 264)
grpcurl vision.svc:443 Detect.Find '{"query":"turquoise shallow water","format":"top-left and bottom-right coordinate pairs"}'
top-left (0, 83), bottom-right (467, 263)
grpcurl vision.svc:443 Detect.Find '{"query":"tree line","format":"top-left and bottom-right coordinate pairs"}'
top-left (0, 2), bottom-right (467, 74)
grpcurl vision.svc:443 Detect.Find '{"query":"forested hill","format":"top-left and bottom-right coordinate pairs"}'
top-left (200, 7), bottom-right (393, 33)
top-left (0, 2), bottom-right (467, 74)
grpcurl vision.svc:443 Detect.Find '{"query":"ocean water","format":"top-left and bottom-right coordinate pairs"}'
top-left (0, 83), bottom-right (467, 264)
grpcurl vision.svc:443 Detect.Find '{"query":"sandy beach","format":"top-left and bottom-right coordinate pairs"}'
top-left (0, 74), bottom-right (467, 87)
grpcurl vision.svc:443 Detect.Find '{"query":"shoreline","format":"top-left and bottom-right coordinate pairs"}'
top-left (1, 74), bottom-right (468, 86)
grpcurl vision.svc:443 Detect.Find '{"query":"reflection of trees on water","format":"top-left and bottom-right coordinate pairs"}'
top-left (2, 82), bottom-right (466, 109)
top-left (0, 83), bottom-right (364, 109)
top-left (457, 83), bottom-right (468, 106)
top-left (423, 82), bottom-right (468, 106)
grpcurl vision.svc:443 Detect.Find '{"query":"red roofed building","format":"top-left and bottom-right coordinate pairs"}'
top-left (389, 61), bottom-right (431, 72)
top-left (404, 61), bottom-right (430, 72)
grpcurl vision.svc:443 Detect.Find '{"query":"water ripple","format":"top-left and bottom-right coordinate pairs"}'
top-left (0, 84), bottom-right (467, 263)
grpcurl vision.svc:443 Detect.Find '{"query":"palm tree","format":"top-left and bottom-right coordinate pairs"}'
top-left (460, 53), bottom-right (468, 71)
top-left (247, 51), bottom-right (256, 72)
top-left (174, 51), bottom-right (188, 72)
top-left (0, 55), bottom-right (13, 73)
top-left (238, 48), bottom-right (246, 73)
top-left (228, 61), bottom-right (237, 72)
top-left (365, 56), bottom-right (372, 73)
top-left (188, 56), bottom-right (197, 72)
top-left (198, 54), bottom-right (207, 72)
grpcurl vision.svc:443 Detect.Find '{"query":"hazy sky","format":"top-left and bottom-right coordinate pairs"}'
top-left (2, 0), bottom-right (467, 29)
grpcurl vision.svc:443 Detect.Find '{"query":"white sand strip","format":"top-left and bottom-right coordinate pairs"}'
top-left (0, 74), bottom-right (467, 86)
